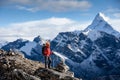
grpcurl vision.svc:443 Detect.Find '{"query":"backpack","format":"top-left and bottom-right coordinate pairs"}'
top-left (42, 46), bottom-right (45, 55)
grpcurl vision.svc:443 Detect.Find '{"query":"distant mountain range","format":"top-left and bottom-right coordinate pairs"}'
top-left (1, 13), bottom-right (120, 80)
top-left (0, 40), bottom-right (8, 48)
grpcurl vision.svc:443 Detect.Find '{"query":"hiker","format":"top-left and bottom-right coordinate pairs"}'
top-left (42, 41), bottom-right (52, 69)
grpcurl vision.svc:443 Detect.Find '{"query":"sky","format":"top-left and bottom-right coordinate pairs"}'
top-left (0, 0), bottom-right (120, 41)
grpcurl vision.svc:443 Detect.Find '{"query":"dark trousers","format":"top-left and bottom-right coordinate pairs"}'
top-left (45, 56), bottom-right (52, 69)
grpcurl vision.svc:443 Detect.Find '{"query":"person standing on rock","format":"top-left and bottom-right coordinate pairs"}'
top-left (42, 41), bottom-right (52, 69)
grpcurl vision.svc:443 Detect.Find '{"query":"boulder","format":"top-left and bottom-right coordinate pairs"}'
top-left (55, 58), bottom-right (69, 73)
top-left (0, 49), bottom-right (6, 56)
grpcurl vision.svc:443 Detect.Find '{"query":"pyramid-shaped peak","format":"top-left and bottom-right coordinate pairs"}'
top-left (94, 12), bottom-right (109, 22)
top-left (85, 12), bottom-right (111, 31)
top-left (84, 12), bottom-right (120, 38)
top-left (33, 35), bottom-right (42, 43)
top-left (97, 12), bottom-right (105, 17)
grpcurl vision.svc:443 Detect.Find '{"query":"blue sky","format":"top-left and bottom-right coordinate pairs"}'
top-left (0, 0), bottom-right (120, 41)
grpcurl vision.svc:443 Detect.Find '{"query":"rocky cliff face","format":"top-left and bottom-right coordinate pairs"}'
top-left (0, 49), bottom-right (80, 80)
top-left (51, 13), bottom-right (120, 80)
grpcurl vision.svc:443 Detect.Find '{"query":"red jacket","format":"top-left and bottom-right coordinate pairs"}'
top-left (43, 46), bottom-right (52, 57)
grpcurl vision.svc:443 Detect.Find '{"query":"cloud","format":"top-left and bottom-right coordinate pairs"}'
top-left (104, 8), bottom-right (120, 25)
top-left (113, 13), bottom-right (120, 18)
top-left (106, 8), bottom-right (120, 13)
top-left (1, 0), bottom-right (92, 12)
top-left (105, 8), bottom-right (120, 18)
top-left (108, 19), bottom-right (120, 32)
top-left (0, 17), bottom-right (90, 41)
top-left (103, 8), bottom-right (120, 30)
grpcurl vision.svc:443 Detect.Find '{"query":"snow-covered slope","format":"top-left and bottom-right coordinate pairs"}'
top-left (0, 40), bottom-right (8, 48)
top-left (84, 12), bottom-right (120, 39)
top-left (53, 51), bottom-right (80, 67)
top-left (20, 41), bottom-right (37, 56)
top-left (20, 36), bottom-right (45, 56)
top-left (1, 39), bottom-right (29, 51)
top-left (19, 36), bottom-right (46, 61)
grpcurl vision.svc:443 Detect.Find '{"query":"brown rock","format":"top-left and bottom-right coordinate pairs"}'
top-left (55, 59), bottom-right (69, 73)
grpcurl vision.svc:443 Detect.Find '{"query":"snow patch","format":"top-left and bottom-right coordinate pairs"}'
top-left (67, 43), bottom-right (87, 57)
top-left (20, 41), bottom-right (37, 55)
top-left (0, 40), bottom-right (8, 48)
top-left (53, 51), bottom-right (68, 60)
top-left (87, 30), bottom-right (101, 41)
top-left (97, 12), bottom-right (109, 22)
top-left (73, 30), bottom-right (82, 35)
top-left (77, 48), bottom-right (87, 57)
top-left (53, 51), bottom-right (80, 66)
top-left (82, 29), bottom-right (90, 35)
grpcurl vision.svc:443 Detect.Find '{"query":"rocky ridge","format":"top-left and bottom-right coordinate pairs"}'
top-left (0, 49), bottom-right (80, 80)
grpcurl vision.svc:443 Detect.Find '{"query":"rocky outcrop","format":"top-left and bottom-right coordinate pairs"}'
top-left (34, 68), bottom-right (79, 80)
top-left (55, 59), bottom-right (70, 73)
top-left (0, 49), bottom-right (80, 80)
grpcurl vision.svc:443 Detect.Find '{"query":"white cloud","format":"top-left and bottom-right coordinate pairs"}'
top-left (2, 0), bottom-right (92, 12)
top-left (105, 8), bottom-right (120, 18)
top-left (102, 8), bottom-right (120, 31)
top-left (106, 8), bottom-right (120, 13)
top-left (103, 8), bottom-right (120, 31)
top-left (0, 17), bottom-right (90, 41)
top-left (108, 19), bottom-right (120, 32)
top-left (113, 13), bottom-right (120, 18)
top-left (99, 12), bottom-right (110, 21)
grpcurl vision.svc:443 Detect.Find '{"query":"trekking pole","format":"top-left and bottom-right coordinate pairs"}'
top-left (52, 57), bottom-right (54, 68)
top-left (52, 51), bottom-right (55, 68)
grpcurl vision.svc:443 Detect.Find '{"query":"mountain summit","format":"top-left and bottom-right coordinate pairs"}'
top-left (33, 35), bottom-right (43, 43)
top-left (93, 12), bottom-right (109, 23)
top-left (84, 12), bottom-right (119, 37)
